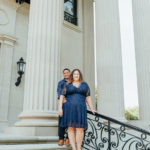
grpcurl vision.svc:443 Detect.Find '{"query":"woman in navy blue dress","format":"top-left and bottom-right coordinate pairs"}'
top-left (58, 69), bottom-right (96, 150)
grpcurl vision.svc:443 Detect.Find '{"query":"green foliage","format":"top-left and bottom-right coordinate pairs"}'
top-left (95, 88), bottom-right (139, 121)
top-left (125, 107), bottom-right (139, 120)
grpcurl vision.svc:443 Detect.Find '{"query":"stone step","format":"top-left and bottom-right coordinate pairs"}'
top-left (0, 135), bottom-right (59, 145)
top-left (0, 144), bottom-right (71, 150)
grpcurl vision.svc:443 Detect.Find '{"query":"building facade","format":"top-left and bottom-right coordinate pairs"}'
top-left (0, 0), bottom-right (150, 137)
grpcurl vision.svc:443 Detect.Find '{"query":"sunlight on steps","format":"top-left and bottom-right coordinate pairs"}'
top-left (0, 144), bottom-right (71, 150)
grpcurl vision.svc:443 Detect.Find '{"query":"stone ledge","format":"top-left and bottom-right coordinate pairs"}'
top-left (0, 144), bottom-right (71, 150)
top-left (0, 134), bottom-right (59, 145)
top-left (63, 20), bottom-right (82, 33)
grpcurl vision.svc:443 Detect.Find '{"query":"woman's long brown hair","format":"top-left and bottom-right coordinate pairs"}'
top-left (68, 69), bottom-right (84, 84)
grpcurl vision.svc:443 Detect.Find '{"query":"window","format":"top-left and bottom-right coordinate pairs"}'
top-left (64, 0), bottom-right (77, 26)
top-left (16, 0), bottom-right (30, 4)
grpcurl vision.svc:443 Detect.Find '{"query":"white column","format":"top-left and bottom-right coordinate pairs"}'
top-left (15, 0), bottom-right (62, 127)
top-left (82, 0), bottom-right (95, 107)
top-left (132, 0), bottom-right (150, 122)
top-left (95, 0), bottom-right (125, 121)
top-left (0, 35), bottom-right (16, 122)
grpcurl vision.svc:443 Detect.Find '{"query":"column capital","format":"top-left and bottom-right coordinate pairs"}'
top-left (0, 34), bottom-right (17, 46)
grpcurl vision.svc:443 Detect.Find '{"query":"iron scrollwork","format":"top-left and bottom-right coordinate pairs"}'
top-left (82, 111), bottom-right (150, 150)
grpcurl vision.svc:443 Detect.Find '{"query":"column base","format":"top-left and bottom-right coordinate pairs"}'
top-left (15, 111), bottom-right (58, 127)
top-left (6, 111), bottom-right (59, 136)
top-left (127, 120), bottom-right (150, 130)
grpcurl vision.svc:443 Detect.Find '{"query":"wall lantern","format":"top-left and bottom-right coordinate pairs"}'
top-left (15, 57), bottom-right (26, 86)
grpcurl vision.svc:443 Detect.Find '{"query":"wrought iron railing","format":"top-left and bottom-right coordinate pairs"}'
top-left (64, 11), bottom-right (77, 25)
top-left (82, 110), bottom-right (150, 150)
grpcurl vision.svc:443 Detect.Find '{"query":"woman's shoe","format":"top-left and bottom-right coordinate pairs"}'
top-left (65, 139), bottom-right (70, 147)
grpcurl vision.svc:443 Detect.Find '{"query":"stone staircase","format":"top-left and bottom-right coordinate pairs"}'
top-left (0, 144), bottom-right (70, 150)
top-left (0, 134), bottom-right (71, 150)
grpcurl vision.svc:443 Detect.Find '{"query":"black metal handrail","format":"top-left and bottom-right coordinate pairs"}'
top-left (87, 110), bottom-right (150, 136)
top-left (82, 110), bottom-right (150, 150)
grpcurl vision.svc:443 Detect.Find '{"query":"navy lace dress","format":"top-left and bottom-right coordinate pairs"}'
top-left (60, 82), bottom-right (90, 129)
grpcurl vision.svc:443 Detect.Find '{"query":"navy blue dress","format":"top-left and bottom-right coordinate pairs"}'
top-left (60, 82), bottom-right (90, 129)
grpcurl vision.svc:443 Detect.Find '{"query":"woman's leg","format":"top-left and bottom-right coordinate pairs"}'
top-left (68, 127), bottom-right (76, 150)
top-left (76, 128), bottom-right (84, 150)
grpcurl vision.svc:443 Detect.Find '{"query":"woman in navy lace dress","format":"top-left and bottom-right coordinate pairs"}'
top-left (58, 69), bottom-right (96, 150)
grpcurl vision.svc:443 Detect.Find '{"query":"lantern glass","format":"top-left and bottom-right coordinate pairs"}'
top-left (20, 63), bottom-right (24, 72)
top-left (17, 58), bottom-right (26, 74)
top-left (22, 62), bottom-right (26, 72)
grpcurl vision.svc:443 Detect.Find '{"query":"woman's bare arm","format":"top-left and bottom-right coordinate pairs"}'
top-left (58, 95), bottom-right (64, 117)
top-left (86, 96), bottom-right (96, 114)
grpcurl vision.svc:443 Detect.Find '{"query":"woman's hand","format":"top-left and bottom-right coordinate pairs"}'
top-left (91, 109), bottom-right (97, 114)
top-left (63, 98), bottom-right (66, 104)
top-left (59, 109), bottom-right (63, 117)
top-left (86, 96), bottom-right (97, 114)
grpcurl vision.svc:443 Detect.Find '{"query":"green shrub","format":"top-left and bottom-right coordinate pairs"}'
top-left (125, 107), bottom-right (139, 120)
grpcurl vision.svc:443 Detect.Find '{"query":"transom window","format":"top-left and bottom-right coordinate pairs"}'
top-left (64, 0), bottom-right (77, 26)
